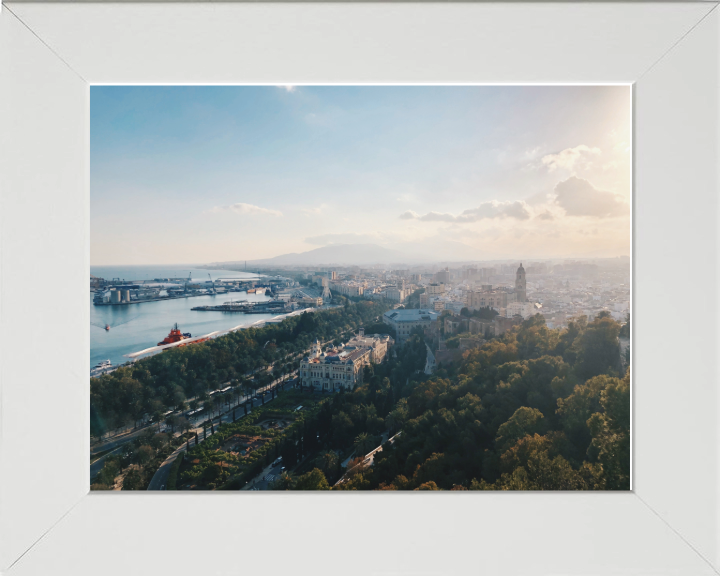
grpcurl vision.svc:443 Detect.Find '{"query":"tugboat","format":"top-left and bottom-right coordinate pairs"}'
top-left (157, 323), bottom-right (209, 347)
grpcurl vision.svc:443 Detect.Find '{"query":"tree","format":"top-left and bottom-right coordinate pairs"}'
top-left (493, 433), bottom-right (602, 490)
top-left (353, 433), bottom-right (375, 459)
top-left (415, 481), bottom-right (440, 490)
top-left (123, 467), bottom-right (146, 490)
top-left (93, 459), bottom-right (120, 488)
top-left (587, 369), bottom-right (630, 490)
top-left (315, 451), bottom-right (339, 480)
top-left (331, 411), bottom-right (353, 448)
top-left (495, 407), bottom-right (545, 452)
top-left (572, 316), bottom-right (622, 380)
top-left (150, 433), bottom-right (169, 450)
top-left (270, 472), bottom-right (296, 490)
top-left (619, 313), bottom-right (630, 338)
top-left (136, 445), bottom-right (155, 466)
top-left (213, 395), bottom-right (223, 419)
top-left (177, 417), bottom-right (192, 437)
top-left (293, 468), bottom-right (331, 490)
top-left (165, 414), bottom-right (177, 434)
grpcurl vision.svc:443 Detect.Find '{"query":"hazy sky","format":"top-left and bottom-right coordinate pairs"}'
top-left (91, 85), bottom-right (631, 265)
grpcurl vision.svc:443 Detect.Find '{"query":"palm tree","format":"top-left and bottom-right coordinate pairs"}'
top-left (212, 395), bottom-right (223, 421)
top-left (353, 432), bottom-right (374, 459)
top-left (233, 385), bottom-right (241, 406)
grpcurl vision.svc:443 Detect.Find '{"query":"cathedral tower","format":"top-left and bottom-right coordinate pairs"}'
top-left (515, 263), bottom-right (526, 302)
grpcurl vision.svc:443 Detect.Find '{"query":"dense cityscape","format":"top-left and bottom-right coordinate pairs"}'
top-left (90, 255), bottom-right (630, 491)
top-left (91, 85), bottom-right (630, 492)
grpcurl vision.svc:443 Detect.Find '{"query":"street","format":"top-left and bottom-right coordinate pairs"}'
top-left (145, 376), bottom-right (293, 490)
top-left (94, 329), bottom-right (357, 489)
top-left (242, 461), bottom-right (285, 491)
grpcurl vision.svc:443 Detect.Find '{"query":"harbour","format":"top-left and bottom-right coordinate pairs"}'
top-left (191, 300), bottom-right (289, 313)
top-left (90, 266), bottom-right (273, 370)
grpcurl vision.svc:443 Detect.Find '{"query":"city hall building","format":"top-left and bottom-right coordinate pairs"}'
top-left (299, 329), bottom-right (393, 392)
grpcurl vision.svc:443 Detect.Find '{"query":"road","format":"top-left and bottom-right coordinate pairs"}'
top-left (146, 377), bottom-right (295, 491)
top-left (95, 328), bottom-right (357, 488)
top-left (242, 462), bottom-right (285, 491)
top-left (91, 373), bottom-right (296, 488)
top-left (90, 445), bottom-right (123, 480)
top-left (93, 330), bottom-right (351, 453)
top-left (91, 369), bottom-right (298, 460)
top-left (335, 432), bottom-right (399, 487)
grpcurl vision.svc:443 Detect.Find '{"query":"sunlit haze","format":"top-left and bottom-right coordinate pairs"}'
top-left (91, 85), bottom-right (631, 265)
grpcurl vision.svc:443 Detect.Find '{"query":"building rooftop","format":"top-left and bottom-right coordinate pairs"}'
top-left (384, 309), bottom-right (439, 322)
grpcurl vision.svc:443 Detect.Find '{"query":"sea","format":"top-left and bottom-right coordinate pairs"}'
top-left (90, 265), bottom-right (277, 371)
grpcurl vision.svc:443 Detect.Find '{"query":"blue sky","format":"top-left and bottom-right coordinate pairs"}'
top-left (91, 85), bottom-right (631, 264)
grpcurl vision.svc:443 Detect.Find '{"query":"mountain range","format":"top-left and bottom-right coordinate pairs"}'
top-left (214, 244), bottom-right (409, 266)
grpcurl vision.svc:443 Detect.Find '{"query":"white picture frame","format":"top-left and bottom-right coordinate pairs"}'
top-left (1, 2), bottom-right (718, 575)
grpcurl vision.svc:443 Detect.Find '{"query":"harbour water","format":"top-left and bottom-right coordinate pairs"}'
top-left (90, 266), bottom-right (276, 370)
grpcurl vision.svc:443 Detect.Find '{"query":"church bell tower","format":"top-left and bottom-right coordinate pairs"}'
top-left (515, 263), bottom-right (526, 302)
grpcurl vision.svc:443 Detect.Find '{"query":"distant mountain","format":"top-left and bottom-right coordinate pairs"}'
top-left (221, 244), bottom-right (412, 266)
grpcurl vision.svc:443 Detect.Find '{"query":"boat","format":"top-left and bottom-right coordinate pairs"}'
top-left (157, 323), bottom-right (209, 348)
top-left (90, 360), bottom-right (114, 377)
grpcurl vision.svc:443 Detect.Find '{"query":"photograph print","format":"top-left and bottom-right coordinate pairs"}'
top-left (90, 85), bottom-right (631, 491)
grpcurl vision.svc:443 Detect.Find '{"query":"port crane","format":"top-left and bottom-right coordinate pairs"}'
top-left (91, 316), bottom-right (139, 331)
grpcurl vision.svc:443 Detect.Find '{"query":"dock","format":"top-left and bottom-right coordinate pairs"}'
top-left (192, 301), bottom-right (288, 313)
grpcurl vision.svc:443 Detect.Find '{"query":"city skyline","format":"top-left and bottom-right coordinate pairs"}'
top-left (91, 85), bottom-right (631, 265)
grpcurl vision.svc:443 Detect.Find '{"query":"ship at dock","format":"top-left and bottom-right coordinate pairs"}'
top-left (157, 323), bottom-right (210, 347)
top-left (191, 299), bottom-right (289, 314)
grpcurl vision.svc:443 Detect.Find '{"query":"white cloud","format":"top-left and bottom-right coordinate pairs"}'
top-left (210, 203), bottom-right (283, 217)
top-left (278, 85), bottom-right (297, 93)
top-left (301, 203), bottom-right (329, 215)
top-left (524, 146), bottom-right (541, 160)
top-left (602, 160), bottom-right (620, 171)
top-left (534, 210), bottom-right (555, 221)
top-left (541, 144), bottom-right (601, 172)
top-left (613, 141), bottom-right (631, 153)
top-left (400, 200), bottom-right (531, 223)
top-left (553, 176), bottom-right (627, 218)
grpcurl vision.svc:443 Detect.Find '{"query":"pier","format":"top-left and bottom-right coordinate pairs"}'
top-left (192, 301), bottom-right (288, 313)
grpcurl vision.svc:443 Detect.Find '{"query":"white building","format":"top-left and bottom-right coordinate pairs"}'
top-left (468, 288), bottom-right (517, 311)
top-left (505, 301), bottom-right (540, 319)
top-left (426, 283), bottom-right (446, 295)
top-left (444, 301), bottom-right (466, 314)
top-left (344, 328), bottom-right (394, 363)
top-left (383, 308), bottom-right (440, 344)
top-left (385, 288), bottom-right (408, 302)
top-left (330, 281), bottom-right (365, 297)
top-left (299, 336), bottom-right (378, 392)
